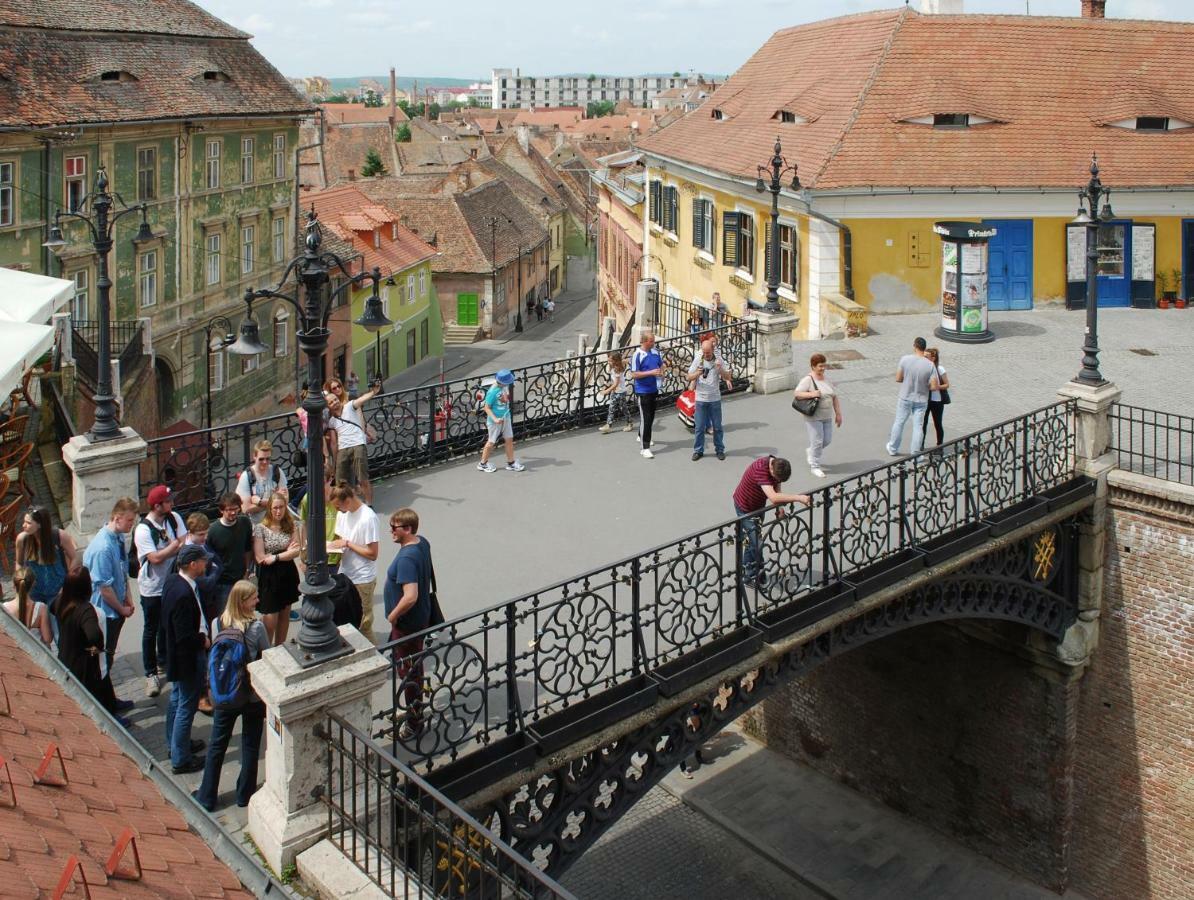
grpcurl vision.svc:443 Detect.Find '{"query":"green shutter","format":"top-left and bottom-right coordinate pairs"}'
top-left (692, 198), bottom-right (704, 248)
top-left (722, 211), bottom-right (738, 266)
top-left (764, 220), bottom-right (773, 282)
top-left (649, 180), bottom-right (661, 224)
top-left (669, 188), bottom-right (679, 237)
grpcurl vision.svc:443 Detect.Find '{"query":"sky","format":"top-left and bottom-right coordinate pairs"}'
top-left (191, 0), bottom-right (1194, 80)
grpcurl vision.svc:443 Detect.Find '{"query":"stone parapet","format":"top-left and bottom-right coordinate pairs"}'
top-left (749, 309), bottom-right (798, 394)
top-left (61, 428), bottom-right (148, 547)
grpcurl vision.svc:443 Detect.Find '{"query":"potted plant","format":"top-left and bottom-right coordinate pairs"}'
top-left (1173, 268), bottom-right (1187, 309)
top-left (1156, 270), bottom-right (1172, 308)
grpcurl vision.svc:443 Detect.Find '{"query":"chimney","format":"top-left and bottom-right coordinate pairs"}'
top-left (1081, 0), bottom-right (1106, 17)
top-left (348, 168), bottom-right (356, 181)
top-left (517, 123), bottom-right (530, 154)
top-left (389, 67), bottom-right (397, 129)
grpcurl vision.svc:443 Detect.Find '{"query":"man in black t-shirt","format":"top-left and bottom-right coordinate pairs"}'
top-left (205, 493), bottom-right (253, 613)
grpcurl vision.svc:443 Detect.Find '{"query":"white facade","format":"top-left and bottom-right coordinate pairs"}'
top-left (490, 68), bottom-right (691, 109)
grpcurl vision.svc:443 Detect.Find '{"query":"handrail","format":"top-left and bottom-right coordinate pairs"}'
top-left (372, 400), bottom-right (1077, 771)
top-left (322, 712), bottom-right (576, 899)
top-left (653, 292), bottom-right (737, 340)
top-left (1108, 402), bottom-right (1194, 487)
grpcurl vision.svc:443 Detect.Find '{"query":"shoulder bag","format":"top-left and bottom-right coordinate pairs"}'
top-left (936, 366), bottom-right (951, 405)
top-left (791, 375), bottom-right (821, 417)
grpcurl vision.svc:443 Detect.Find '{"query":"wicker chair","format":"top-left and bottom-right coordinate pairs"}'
top-left (0, 441), bottom-right (33, 501)
top-left (0, 494), bottom-right (23, 574)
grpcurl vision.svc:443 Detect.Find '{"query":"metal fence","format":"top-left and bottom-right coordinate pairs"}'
top-left (652, 291), bottom-right (736, 340)
top-left (1108, 403), bottom-right (1194, 486)
top-left (70, 320), bottom-right (145, 385)
top-left (322, 712), bottom-right (576, 899)
top-left (373, 401), bottom-right (1077, 772)
top-left (143, 320), bottom-right (757, 514)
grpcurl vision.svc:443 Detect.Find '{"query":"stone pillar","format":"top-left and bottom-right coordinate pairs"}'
top-left (807, 219), bottom-right (842, 339)
top-left (61, 428), bottom-right (148, 546)
top-left (1053, 379), bottom-right (1122, 668)
top-left (247, 628), bottom-right (389, 874)
top-left (632, 279), bottom-right (656, 344)
top-left (750, 309), bottom-right (799, 394)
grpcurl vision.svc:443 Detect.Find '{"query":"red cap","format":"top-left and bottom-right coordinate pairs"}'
top-left (147, 485), bottom-right (172, 507)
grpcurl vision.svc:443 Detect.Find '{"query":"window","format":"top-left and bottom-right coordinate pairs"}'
top-left (65, 156), bottom-right (86, 212)
top-left (722, 211), bottom-right (754, 274)
top-left (1135, 116), bottom-right (1169, 132)
top-left (272, 313), bottom-right (288, 357)
top-left (420, 318), bottom-right (429, 357)
top-left (241, 137), bottom-right (254, 184)
top-left (0, 161), bottom-right (12, 226)
top-left (406, 274), bottom-right (415, 304)
top-left (273, 216), bottom-right (286, 261)
top-left (71, 269), bottom-right (89, 321)
top-left (380, 285), bottom-right (391, 319)
top-left (406, 329), bottom-right (417, 367)
top-left (663, 186), bottom-right (678, 235)
top-left (206, 140), bottom-right (221, 189)
top-left (273, 133), bottom-right (286, 178)
top-left (764, 222), bottom-right (797, 292)
top-left (692, 198), bottom-right (714, 253)
top-left (208, 348), bottom-right (225, 391)
top-left (649, 180), bottom-right (662, 226)
top-left (365, 346), bottom-right (377, 381)
top-left (933, 113), bottom-right (969, 128)
top-left (206, 232), bottom-right (221, 285)
top-left (779, 111), bottom-right (796, 124)
top-left (241, 224), bottom-right (255, 274)
top-left (739, 213), bottom-right (754, 274)
top-left (137, 147), bottom-right (156, 201)
top-left (241, 353), bottom-right (258, 374)
top-left (138, 249), bottom-right (158, 307)
top-left (418, 268), bottom-right (427, 297)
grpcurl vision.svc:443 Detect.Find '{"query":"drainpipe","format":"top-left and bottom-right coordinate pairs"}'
top-left (804, 204), bottom-right (855, 301)
top-left (41, 139), bottom-right (53, 276)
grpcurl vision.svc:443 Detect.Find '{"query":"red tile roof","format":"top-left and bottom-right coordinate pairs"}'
top-left (307, 184), bottom-right (438, 276)
top-left (0, 628), bottom-right (255, 898)
top-left (513, 109), bottom-right (584, 129)
top-left (321, 102), bottom-right (408, 124)
top-left (638, 8), bottom-right (1194, 190)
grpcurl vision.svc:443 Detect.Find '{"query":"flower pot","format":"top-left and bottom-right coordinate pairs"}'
top-left (1177, 299), bottom-right (1188, 309)
top-left (1158, 297), bottom-right (1170, 309)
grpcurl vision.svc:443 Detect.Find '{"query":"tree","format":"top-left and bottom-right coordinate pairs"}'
top-left (323, 92), bottom-right (350, 104)
top-left (362, 88), bottom-right (383, 108)
top-left (361, 148), bottom-right (387, 177)
top-left (467, 96), bottom-right (480, 108)
top-left (586, 100), bottom-right (616, 118)
top-left (395, 123), bottom-right (411, 143)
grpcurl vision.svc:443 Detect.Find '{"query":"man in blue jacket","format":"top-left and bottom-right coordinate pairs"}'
top-left (630, 331), bottom-right (664, 459)
top-left (161, 544), bottom-right (213, 774)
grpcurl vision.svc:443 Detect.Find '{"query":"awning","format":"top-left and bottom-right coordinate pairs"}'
top-left (0, 267), bottom-right (74, 323)
top-left (0, 320), bottom-right (54, 399)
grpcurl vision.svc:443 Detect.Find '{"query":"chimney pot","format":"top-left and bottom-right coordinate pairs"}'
top-left (1080, 0), bottom-right (1106, 17)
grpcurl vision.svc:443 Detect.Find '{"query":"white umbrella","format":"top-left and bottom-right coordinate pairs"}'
top-left (0, 320), bottom-right (54, 399)
top-left (0, 267), bottom-right (74, 323)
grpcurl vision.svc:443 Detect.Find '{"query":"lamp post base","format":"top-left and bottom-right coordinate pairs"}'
top-left (288, 576), bottom-right (351, 668)
top-left (933, 325), bottom-right (995, 344)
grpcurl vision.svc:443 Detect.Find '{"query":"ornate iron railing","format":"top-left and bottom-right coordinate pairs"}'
top-left (70, 320), bottom-right (145, 386)
top-left (653, 292), bottom-right (736, 340)
top-left (322, 712), bottom-right (576, 899)
top-left (373, 401), bottom-right (1077, 772)
top-left (143, 320), bottom-right (756, 514)
top-left (1108, 403), bottom-right (1194, 486)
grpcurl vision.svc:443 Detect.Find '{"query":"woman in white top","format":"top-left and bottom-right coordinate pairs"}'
top-left (4, 567), bottom-right (53, 645)
top-left (793, 352), bottom-right (843, 478)
top-left (923, 347), bottom-right (950, 447)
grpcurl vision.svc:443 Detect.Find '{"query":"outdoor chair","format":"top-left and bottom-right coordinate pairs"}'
top-left (0, 494), bottom-right (23, 574)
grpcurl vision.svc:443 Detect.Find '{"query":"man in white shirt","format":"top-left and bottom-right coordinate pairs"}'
top-left (328, 482), bottom-right (380, 642)
top-left (133, 485), bottom-right (187, 697)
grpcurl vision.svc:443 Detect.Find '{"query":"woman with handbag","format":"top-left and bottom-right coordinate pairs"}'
top-left (793, 353), bottom-right (843, 479)
top-left (923, 347), bottom-right (950, 447)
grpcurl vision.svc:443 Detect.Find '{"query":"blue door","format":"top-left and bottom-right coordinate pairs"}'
top-left (1095, 221), bottom-right (1130, 307)
top-left (983, 219), bottom-right (1033, 310)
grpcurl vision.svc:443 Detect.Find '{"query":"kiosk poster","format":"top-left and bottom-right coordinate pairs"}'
top-left (941, 246), bottom-right (958, 331)
top-left (961, 273), bottom-right (988, 333)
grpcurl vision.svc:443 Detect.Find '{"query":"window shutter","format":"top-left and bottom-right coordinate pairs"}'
top-left (764, 220), bottom-right (773, 282)
top-left (669, 188), bottom-right (679, 236)
top-left (692, 199), bottom-right (704, 248)
top-left (652, 181), bottom-right (662, 225)
top-left (722, 211), bottom-right (738, 266)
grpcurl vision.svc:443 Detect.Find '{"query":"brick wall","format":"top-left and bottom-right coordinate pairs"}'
top-left (1069, 472), bottom-right (1194, 900)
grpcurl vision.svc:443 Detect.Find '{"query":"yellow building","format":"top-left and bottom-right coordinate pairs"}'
top-left (637, 6), bottom-right (1194, 339)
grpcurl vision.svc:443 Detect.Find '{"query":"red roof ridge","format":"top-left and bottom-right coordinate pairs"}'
top-left (772, 6), bottom-right (905, 37)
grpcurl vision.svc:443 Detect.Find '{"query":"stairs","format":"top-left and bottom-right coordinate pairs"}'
top-left (443, 324), bottom-right (482, 345)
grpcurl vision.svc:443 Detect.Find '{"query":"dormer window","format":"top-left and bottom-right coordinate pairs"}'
top-left (711, 109), bottom-right (724, 121)
top-left (779, 111), bottom-right (796, 124)
top-left (1106, 116), bottom-right (1194, 131)
top-left (1136, 116), bottom-right (1168, 131)
top-left (201, 70), bottom-right (231, 83)
top-left (97, 70), bottom-right (137, 83)
top-left (933, 113), bottom-right (969, 128)
top-left (900, 112), bottom-right (999, 128)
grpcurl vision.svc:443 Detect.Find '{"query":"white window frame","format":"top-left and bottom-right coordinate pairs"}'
top-left (241, 353), bottom-right (258, 374)
top-left (406, 274), bottom-right (415, 304)
top-left (272, 215), bottom-right (286, 261)
top-left (418, 267), bottom-right (426, 298)
top-left (381, 285), bottom-right (391, 318)
top-left (136, 146), bottom-right (156, 201)
top-left (205, 140), bottom-right (221, 190)
top-left (0, 160), bottom-right (13, 227)
top-left (208, 347), bottom-right (226, 391)
top-left (698, 196), bottom-right (715, 256)
top-left (272, 311), bottom-right (288, 357)
top-left (71, 269), bottom-right (90, 321)
top-left (65, 155), bottom-right (86, 212)
top-left (206, 232), bottom-right (221, 285)
top-left (241, 137), bottom-right (254, 185)
top-left (241, 224), bottom-right (255, 274)
top-left (138, 249), bottom-right (158, 307)
top-left (273, 133), bottom-right (286, 179)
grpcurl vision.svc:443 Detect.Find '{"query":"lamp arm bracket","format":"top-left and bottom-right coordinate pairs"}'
top-left (56, 210), bottom-right (100, 243)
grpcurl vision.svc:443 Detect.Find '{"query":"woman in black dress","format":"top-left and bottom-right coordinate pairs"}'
top-left (56, 567), bottom-right (127, 726)
top-left (253, 492), bottom-right (301, 646)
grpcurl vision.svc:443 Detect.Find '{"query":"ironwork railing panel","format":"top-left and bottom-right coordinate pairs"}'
top-left (70, 320), bottom-right (145, 386)
top-left (144, 321), bottom-right (757, 514)
top-left (1108, 403), bottom-right (1194, 486)
top-left (653, 292), bottom-right (737, 340)
top-left (323, 712), bottom-right (575, 899)
top-left (374, 401), bottom-right (1077, 772)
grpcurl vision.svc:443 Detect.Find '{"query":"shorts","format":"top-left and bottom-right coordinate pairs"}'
top-left (336, 444), bottom-right (369, 486)
top-left (486, 417), bottom-right (513, 443)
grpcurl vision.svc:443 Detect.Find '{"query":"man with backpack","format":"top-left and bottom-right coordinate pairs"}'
top-left (161, 544), bottom-right (213, 774)
top-left (133, 485), bottom-right (187, 699)
top-left (235, 441), bottom-right (288, 526)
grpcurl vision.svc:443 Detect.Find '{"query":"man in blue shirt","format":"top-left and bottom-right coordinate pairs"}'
top-left (630, 331), bottom-right (663, 459)
top-left (477, 369), bottom-right (526, 473)
top-left (83, 496), bottom-right (139, 713)
top-left (384, 507), bottom-right (432, 741)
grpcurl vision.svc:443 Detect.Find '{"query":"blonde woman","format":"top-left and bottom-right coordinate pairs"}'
top-left (253, 492), bottom-right (301, 645)
top-left (193, 580), bottom-right (269, 811)
top-left (3, 567), bottom-right (53, 645)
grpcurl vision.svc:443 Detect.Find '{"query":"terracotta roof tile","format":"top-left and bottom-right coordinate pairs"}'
top-left (0, 0), bottom-right (246, 38)
top-left (322, 102), bottom-right (408, 124)
top-left (316, 121), bottom-right (398, 186)
top-left (307, 184), bottom-right (439, 276)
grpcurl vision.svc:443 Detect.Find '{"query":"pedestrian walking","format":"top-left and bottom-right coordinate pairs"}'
top-left (193, 579), bottom-right (268, 812)
top-left (82, 497), bottom-right (138, 713)
top-left (923, 347), bottom-right (950, 447)
top-left (535, 298), bottom-right (543, 322)
top-left (161, 544), bottom-right (213, 774)
top-left (253, 493), bottom-right (301, 647)
top-left (133, 485), bottom-right (187, 698)
top-left (687, 338), bottom-right (733, 461)
top-left (4, 567), bottom-right (52, 645)
top-left (57, 567), bottom-right (128, 726)
top-left (543, 297), bottom-right (555, 321)
top-left (384, 507), bottom-right (432, 741)
top-left (732, 456), bottom-right (811, 588)
top-left (236, 441), bottom-right (289, 526)
top-left (596, 354), bottom-right (635, 434)
top-left (793, 353), bottom-right (844, 479)
top-left (328, 482), bottom-right (380, 642)
top-left (206, 494), bottom-right (254, 618)
top-left (325, 376), bottom-right (381, 503)
top-left (630, 330), bottom-right (663, 459)
top-left (477, 369), bottom-right (526, 473)
top-left (15, 505), bottom-right (76, 640)
top-left (886, 336), bottom-right (937, 456)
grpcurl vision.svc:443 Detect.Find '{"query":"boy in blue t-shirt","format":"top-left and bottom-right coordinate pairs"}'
top-left (476, 369), bottom-right (526, 473)
top-left (630, 331), bottom-right (664, 459)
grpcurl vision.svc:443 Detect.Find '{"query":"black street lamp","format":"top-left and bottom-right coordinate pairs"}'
top-left (1072, 153), bottom-right (1114, 386)
top-left (201, 316), bottom-right (235, 430)
top-left (755, 137), bottom-right (801, 314)
top-left (233, 211), bottom-right (392, 665)
top-left (44, 166), bottom-right (153, 442)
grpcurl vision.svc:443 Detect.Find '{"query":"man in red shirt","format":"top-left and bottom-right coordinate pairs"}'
top-left (733, 456), bottom-right (811, 586)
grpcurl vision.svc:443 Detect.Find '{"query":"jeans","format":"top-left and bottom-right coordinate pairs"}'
top-left (140, 595), bottom-right (166, 677)
top-left (735, 503), bottom-right (763, 583)
top-left (165, 650), bottom-right (205, 767)
top-left (195, 703), bottom-right (265, 809)
top-left (693, 400), bottom-right (724, 455)
top-left (889, 398), bottom-right (928, 454)
top-left (104, 615), bottom-right (124, 674)
top-left (805, 419), bottom-right (833, 467)
top-left (637, 393), bottom-right (658, 449)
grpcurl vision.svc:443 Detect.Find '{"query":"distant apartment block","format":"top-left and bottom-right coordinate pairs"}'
top-left (490, 68), bottom-right (700, 109)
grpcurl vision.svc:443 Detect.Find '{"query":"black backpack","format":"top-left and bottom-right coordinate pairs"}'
top-left (246, 464), bottom-right (282, 494)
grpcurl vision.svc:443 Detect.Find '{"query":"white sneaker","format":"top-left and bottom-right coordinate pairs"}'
top-left (806, 448), bottom-right (814, 466)
top-left (885, 443), bottom-right (900, 457)
top-left (506, 460), bottom-right (526, 472)
top-left (641, 448), bottom-right (654, 459)
top-left (145, 675), bottom-right (161, 698)
top-left (622, 423), bottom-right (635, 432)
top-left (598, 424), bottom-right (612, 434)
top-left (477, 461), bottom-right (497, 473)
top-left (811, 466), bottom-right (826, 478)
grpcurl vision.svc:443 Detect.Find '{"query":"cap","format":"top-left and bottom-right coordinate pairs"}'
top-left (495, 368), bottom-right (515, 386)
top-left (176, 543), bottom-right (209, 567)
top-left (147, 485), bottom-right (172, 507)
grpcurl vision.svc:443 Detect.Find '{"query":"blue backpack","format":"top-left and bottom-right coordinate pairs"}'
top-left (208, 627), bottom-right (253, 709)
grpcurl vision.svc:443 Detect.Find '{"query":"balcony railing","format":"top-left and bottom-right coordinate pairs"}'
top-left (69, 320), bottom-right (146, 385)
top-left (1108, 403), bottom-right (1194, 486)
top-left (652, 292), bottom-right (736, 340)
